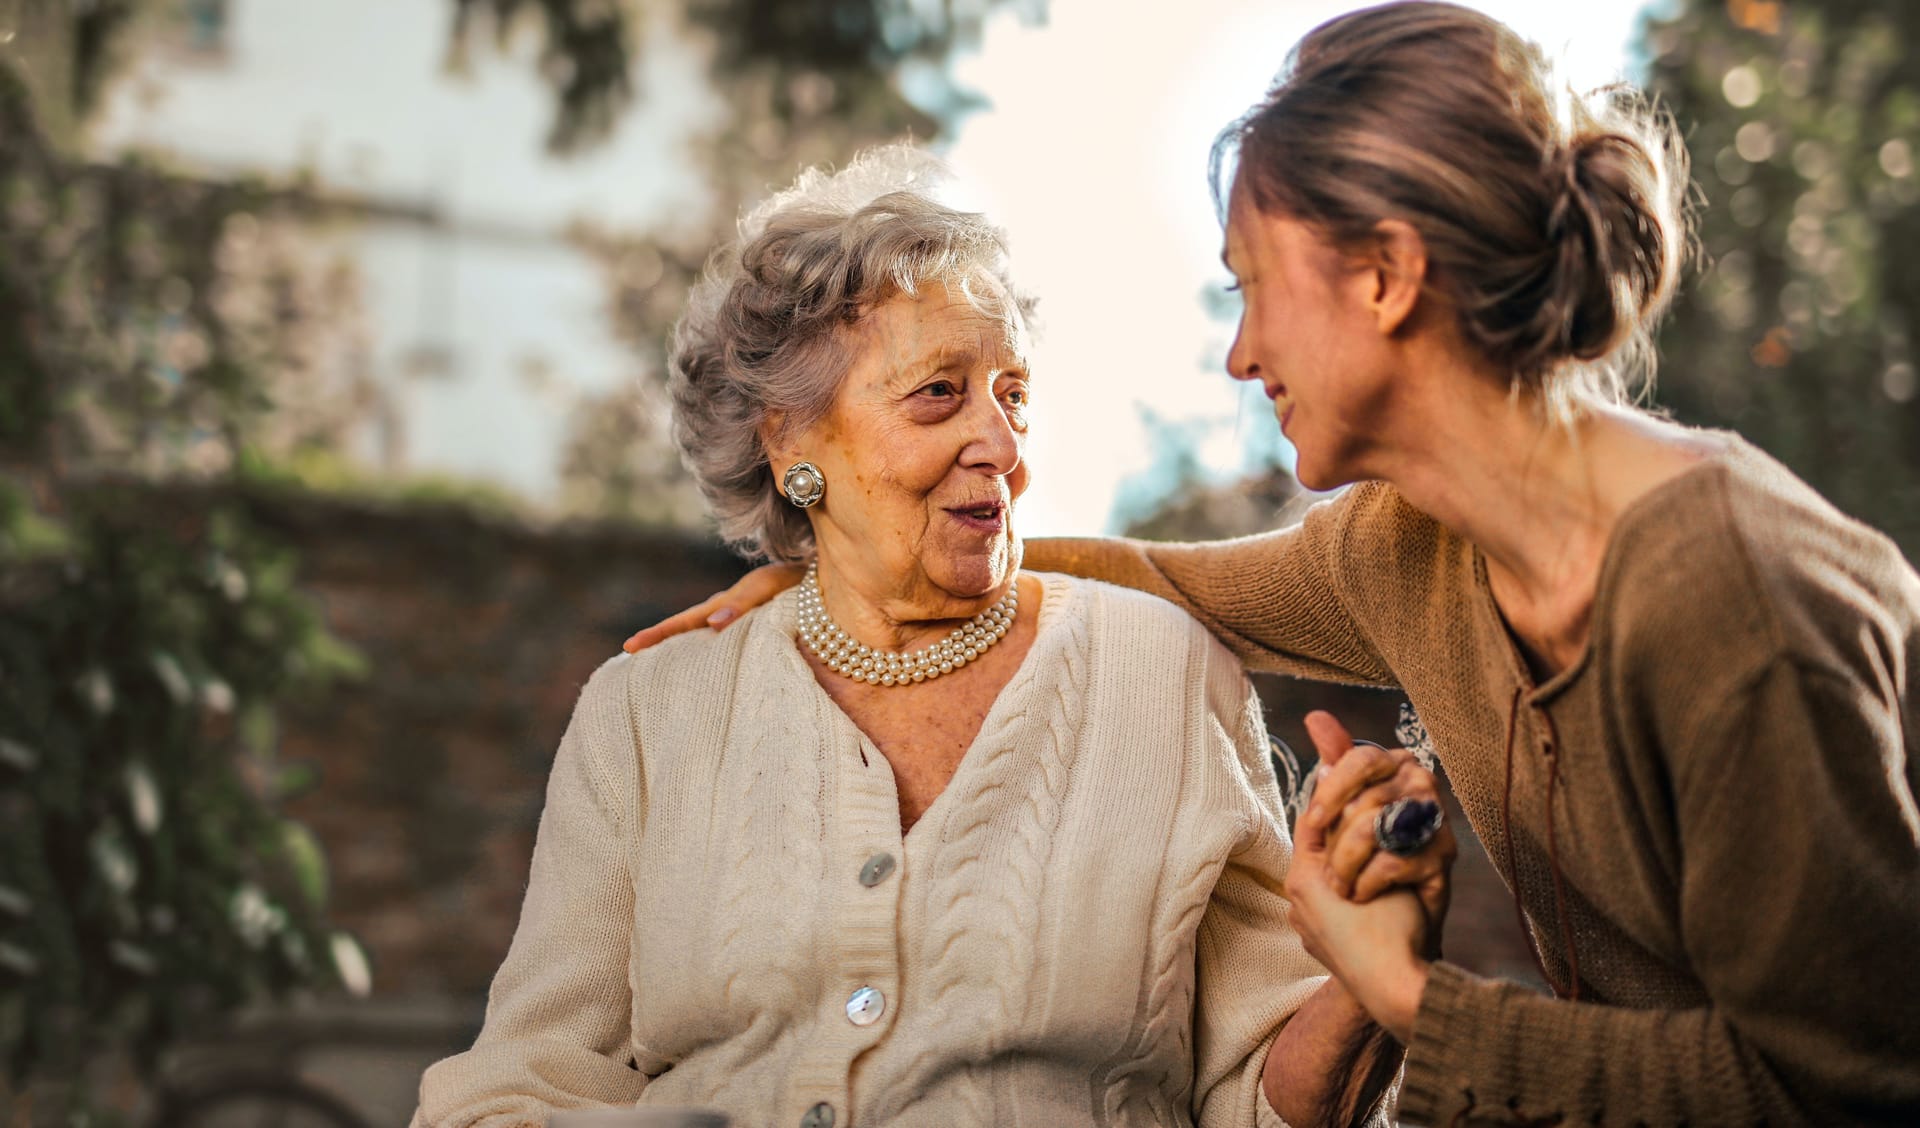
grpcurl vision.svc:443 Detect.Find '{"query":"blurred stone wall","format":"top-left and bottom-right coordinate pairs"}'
top-left (225, 489), bottom-right (749, 1001)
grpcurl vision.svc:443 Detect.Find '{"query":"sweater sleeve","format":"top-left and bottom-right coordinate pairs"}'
top-left (1022, 489), bottom-right (1394, 687)
top-left (1192, 677), bottom-right (1335, 1128)
top-left (413, 656), bottom-right (649, 1127)
top-left (1399, 655), bottom-right (1920, 1126)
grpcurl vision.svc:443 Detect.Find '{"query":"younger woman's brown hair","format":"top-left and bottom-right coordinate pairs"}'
top-left (1214, 0), bottom-right (1692, 418)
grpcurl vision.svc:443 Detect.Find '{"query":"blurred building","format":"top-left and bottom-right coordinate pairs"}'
top-left (89, 0), bottom-right (720, 505)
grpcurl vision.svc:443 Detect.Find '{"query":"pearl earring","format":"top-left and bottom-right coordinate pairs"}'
top-left (783, 461), bottom-right (825, 508)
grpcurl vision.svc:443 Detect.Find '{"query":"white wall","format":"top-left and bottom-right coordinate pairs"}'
top-left (91, 0), bottom-right (722, 503)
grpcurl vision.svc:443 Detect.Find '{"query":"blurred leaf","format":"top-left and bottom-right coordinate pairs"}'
top-left (278, 820), bottom-right (329, 910)
top-left (328, 931), bottom-right (372, 999)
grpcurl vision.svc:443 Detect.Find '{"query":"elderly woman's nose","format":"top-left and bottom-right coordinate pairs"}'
top-left (959, 394), bottom-right (1022, 472)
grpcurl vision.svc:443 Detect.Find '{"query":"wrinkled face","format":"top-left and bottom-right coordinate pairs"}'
top-left (777, 277), bottom-right (1032, 609)
top-left (1222, 185), bottom-right (1396, 491)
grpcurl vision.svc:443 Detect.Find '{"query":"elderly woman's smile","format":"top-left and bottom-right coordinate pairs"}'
top-left (769, 279), bottom-right (1032, 636)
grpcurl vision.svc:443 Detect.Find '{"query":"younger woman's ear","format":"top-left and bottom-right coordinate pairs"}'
top-left (1367, 219), bottom-right (1429, 336)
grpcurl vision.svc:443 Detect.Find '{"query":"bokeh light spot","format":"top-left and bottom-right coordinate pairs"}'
top-left (1722, 64), bottom-right (1763, 108)
top-left (1735, 120), bottom-right (1775, 163)
top-left (1885, 362), bottom-right (1917, 403)
top-left (1880, 138), bottom-right (1913, 180)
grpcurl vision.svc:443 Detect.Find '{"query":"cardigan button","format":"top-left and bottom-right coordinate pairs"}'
top-left (799, 1102), bottom-right (835, 1128)
top-left (858, 853), bottom-right (896, 887)
top-left (845, 985), bottom-right (885, 1026)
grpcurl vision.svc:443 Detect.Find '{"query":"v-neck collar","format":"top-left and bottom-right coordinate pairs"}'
top-left (759, 572), bottom-right (1073, 847)
top-left (1470, 435), bottom-right (1743, 706)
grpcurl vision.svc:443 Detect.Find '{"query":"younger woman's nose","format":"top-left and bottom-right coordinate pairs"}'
top-left (1227, 328), bottom-right (1260, 383)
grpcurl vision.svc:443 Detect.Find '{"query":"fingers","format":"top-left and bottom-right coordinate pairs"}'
top-left (1415, 843), bottom-right (1456, 942)
top-left (1302, 736), bottom-right (1404, 839)
top-left (1321, 760), bottom-right (1425, 884)
top-left (623, 595), bottom-right (729, 653)
top-left (620, 564), bottom-right (806, 653)
top-left (1283, 833), bottom-right (1335, 957)
top-left (1295, 712), bottom-right (1358, 854)
top-left (1306, 742), bottom-right (1456, 910)
top-left (744, 562), bottom-right (806, 601)
top-left (1349, 827), bottom-right (1455, 905)
top-left (1303, 710), bottom-right (1354, 768)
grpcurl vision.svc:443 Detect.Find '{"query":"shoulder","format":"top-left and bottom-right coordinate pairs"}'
top-left (1313, 482), bottom-right (1468, 619)
top-left (590, 594), bottom-right (802, 758)
top-left (1716, 444), bottom-right (1919, 659)
top-left (620, 593), bottom-right (794, 700)
top-left (1334, 480), bottom-right (1456, 560)
top-left (568, 650), bottom-right (640, 748)
top-left (1031, 573), bottom-right (1278, 817)
top-left (1607, 439), bottom-right (1920, 676)
top-left (1034, 571), bottom-right (1265, 731)
top-left (1048, 569), bottom-right (1208, 629)
top-left (547, 652), bottom-right (642, 827)
top-left (1039, 571), bottom-right (1244, 671)
top-left (1598, 440), bottom-right (1920, 768)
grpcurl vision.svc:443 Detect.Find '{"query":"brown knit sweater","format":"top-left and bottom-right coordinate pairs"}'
top-left (1027, 435), bottom-right (1920, 1126)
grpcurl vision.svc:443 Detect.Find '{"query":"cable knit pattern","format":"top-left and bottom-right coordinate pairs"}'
top-left (885, 602), bottom-right (1086, 1127)
top-left (414, 574), bottom-right (1327, 1128)
top-left (1026, 435), bottom-right (1920, 1127)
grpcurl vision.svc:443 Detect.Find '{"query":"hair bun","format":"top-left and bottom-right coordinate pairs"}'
top-left (1538, 128), bottom-right (1677, 369)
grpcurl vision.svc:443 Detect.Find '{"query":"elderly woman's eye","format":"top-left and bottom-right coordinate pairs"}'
top-left (921, 380), bottom-right (959, 397)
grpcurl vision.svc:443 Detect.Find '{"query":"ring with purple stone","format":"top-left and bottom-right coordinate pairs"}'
top-left (1373, 796), bottom-right (1444, 857)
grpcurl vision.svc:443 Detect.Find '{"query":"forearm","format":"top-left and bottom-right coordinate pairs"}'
top-left (1264, 978), bottom-right (1401, 1128)
top-left (417, 657), bottom-right (648, 1122)
top-left (1023, 536), bottom-right (1188, 600)
top-left (1393, 657), bottom-right (1920, 1128)
top-left (1400, 962), bottom-right (1810, 1127)
top-left (1025, 531), bottom-right (1393, 685)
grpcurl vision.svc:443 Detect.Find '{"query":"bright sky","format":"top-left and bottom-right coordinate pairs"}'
top-left (941, 0), bottom-right (1655, 535)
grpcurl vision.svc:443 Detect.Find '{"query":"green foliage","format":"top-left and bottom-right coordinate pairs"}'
top-left (449, 0), bottom-right (636, 153)
top-left (0, 51), bottom-right (365, 1100)
top-left (237, 446), bottom-right (534, 522)
top-left (0, 485), bottom-right (359, 1086)
top-left (1645, 0), bottom-right (1920, 557)
top-left (455, 0), bottom-right (1041, 153)
top-left (0, 59), bottom-right (373, 477)
top-left (684, 0), bottom-right (1034, 123)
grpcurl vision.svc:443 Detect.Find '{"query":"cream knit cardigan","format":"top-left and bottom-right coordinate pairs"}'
top-left (414, 574), bottom-right (1326, 1128)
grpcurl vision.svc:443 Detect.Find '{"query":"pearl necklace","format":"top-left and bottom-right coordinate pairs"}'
top-left (797, 564), bottom-right (1018, 686)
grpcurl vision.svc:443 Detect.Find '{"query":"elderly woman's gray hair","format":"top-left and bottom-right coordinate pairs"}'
top-left (668, 144), bottom-right (1034, 563)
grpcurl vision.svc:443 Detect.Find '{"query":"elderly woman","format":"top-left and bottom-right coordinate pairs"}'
top-left (413, 147), bottom-right (1429, 1128)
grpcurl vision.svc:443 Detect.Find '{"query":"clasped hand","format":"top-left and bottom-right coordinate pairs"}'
top-left (1285, 710), bottom-right (1457, 1044)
